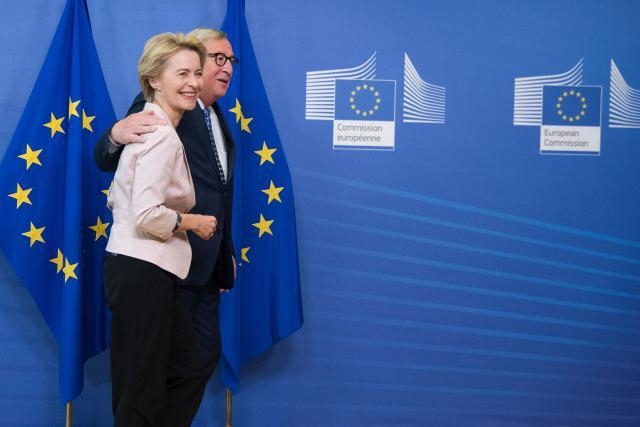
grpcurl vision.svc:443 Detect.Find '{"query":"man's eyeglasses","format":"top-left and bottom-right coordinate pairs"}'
top-left (207, 52), bottom-right (239, 67)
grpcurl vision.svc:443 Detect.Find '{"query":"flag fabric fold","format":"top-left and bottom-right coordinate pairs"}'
top-left (0, 0), bottom-right (114, 404)
top-left (219, 0), bottom-right (304, 392)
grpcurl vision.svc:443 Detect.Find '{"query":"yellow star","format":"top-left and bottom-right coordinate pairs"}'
top-left (262, 180), bottom-right (284, 204)
top-left (68, 97), bottom-right (80, 118)
top-left (22, 222), bottom-right (45, 247)
top-left (102, 181), bottom-right (112, 197)
top-left (241, 247), bottom-right (250, 263)
top-left (62, 257), bottom-right (78, 282)
top-left (49, 249), bottom-right (64, 273)
top-left (43, 112), bottom-right (65, 138)
top-left (17, 144), bottom-right (43, 170)
top-left (252, 214), bottom-right (274, 238)
top-left (8, 183), bottom-right (32, 208)
top-left (240, 115), bottom-right (253, 133)
top-left (228, 98), bottom-right (243, 123)
top-left (89, 216), bottom-right (110, 240)
top-left (254, 142), bottom-right (277, 165)
top-left (82, 109), bottom-right (95, 132)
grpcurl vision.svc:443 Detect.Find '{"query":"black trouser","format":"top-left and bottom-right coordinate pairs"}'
top-left (181, 282), bottom-right (221, 379)
top-left (103, 254), bottom-right (206, 427)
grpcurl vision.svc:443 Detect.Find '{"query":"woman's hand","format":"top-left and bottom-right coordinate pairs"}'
top-left (180, 213), bottom-right (217, 240)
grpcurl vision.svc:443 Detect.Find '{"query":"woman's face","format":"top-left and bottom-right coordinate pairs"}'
top-left (151, 48), bottom-right (203, 120)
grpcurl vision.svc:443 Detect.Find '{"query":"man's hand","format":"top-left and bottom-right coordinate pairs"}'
top-left (110, 110), bottom-right (167, 145)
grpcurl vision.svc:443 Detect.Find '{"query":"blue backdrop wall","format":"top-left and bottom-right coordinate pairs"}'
top-left (1, 1), bottom-right (640, 426)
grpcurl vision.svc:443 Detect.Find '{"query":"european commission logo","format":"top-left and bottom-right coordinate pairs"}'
top-left (333, 79), bottom-right (396, 149)
top-left (305, 52), bottom-right (446, 150)
top-left (513, 58), bottom-right (640, 155)
top-left (540, 85), bottom-right (602, 155)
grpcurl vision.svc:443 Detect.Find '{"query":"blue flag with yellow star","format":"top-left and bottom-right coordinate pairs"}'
top-left (0, 0), bottom-right (114, 404)
top-left (219, 0), bottom-right (304, 392)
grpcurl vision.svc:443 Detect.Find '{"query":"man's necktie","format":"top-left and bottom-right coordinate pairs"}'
top-left (202, 106), bottom-right (227, 186)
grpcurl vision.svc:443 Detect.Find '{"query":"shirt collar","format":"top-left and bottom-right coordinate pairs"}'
top-left (197, 98), bottom-right (206, 110)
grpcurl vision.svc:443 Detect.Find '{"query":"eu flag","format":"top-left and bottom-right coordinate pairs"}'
top-left (0, 0), bottom-right (114, 404)
top-left (219, 0), bottom-right (304, 392)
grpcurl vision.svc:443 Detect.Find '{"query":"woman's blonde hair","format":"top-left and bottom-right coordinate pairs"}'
top-left (138, 32), bottom-right (206, 102)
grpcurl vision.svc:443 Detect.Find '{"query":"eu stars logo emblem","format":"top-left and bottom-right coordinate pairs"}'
top-left (540, 85), bottom-right (602, 155)
top-left (333, 79), bottom-right (396, 150)
top-left (349, 83), bottom-right (381, 118)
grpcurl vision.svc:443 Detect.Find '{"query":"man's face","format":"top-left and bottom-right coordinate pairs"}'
top-left (200, 38), bottom-right (234, 105)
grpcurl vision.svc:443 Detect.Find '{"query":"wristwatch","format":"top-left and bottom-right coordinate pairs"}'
top-left (172, 211), bottom-right (182, 232)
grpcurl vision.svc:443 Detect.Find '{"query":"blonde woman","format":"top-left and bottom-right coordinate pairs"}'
top-left (103, 33), bottom-right (214, 426)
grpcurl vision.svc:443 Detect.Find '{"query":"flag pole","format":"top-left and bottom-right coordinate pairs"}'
top-left (225, 388), bottom-right (233, 427)
top-left (65, 401), bottom-right (73, 427)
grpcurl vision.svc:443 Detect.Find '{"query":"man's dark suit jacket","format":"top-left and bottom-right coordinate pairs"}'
top-left (95, 93), bottom-right (235, 289)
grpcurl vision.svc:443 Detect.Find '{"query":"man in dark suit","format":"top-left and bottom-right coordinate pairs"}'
top-left (94, 28), bottom-right (237, 419)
